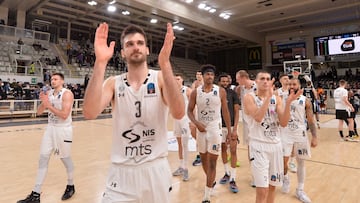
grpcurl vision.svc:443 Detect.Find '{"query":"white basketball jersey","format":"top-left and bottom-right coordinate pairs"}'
top-left (196, 85), bottom-right (221, 128)
top-left (175, 86), bottom-right (190, 123)
top-left (112, 69), bottom-right (169, 165)
top-left (276, 88), bottom-right (289, 109)
top-left (334, 87), bottom-right (348, 110)
top-left (283, 95), bottom-right (307, 138)
top-left (240, 82), bottom-right (257, 102)
top-left (244, 92), bottom-right (281, 144)
top-left (47, 88), bottom-right (72, 126)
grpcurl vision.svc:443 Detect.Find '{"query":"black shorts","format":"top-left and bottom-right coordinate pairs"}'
top-left (336, 110), bottom-right (349, 120)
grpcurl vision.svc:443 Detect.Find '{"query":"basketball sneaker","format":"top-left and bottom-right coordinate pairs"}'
top-left (61, 185), bottom-right (75, 200)
top-left (219, 173), bottom-right (230, 184)
top-left (202, 200), bottom-right (210, 203)
top-left (172, 167), bottom-right (184, 176)
top-left (296, 189), bottom-right (312, 203)
top-left (289, 160), bottom-right (297, 173)
top-left (282, 176), bottom-right (290, 193)
top-left (192, 155), bottom-right (201, 166)
top-left (229, 180), bottom-right (239, 193)
top-left (17, 191), bottom-right (40, 203)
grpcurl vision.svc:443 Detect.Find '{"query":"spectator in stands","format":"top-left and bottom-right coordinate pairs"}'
top-left (29, 62), bottom-right (35, 74)
top-left (0, 80), bottom-right (6, 100)
top-left (17, 38), bottom-right (24, 45)
top-left (72, 84), bottom-right (82, 100)
top-left (44, 70), bottom-right (51, 83)
top-left (13, 82), bottom-right (23, 100)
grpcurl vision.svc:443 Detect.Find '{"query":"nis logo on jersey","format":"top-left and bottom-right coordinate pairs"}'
top-left (122, 126), bottom-right (156, 157)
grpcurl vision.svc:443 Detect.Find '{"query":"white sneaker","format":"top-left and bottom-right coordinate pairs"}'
top-left (289, 160), bottom-right (297, 173)
top-left (296, 189), bottom-right (312, 203)
top-left (172, 167), bottom-right (184, 176)
top-left (282, 176), bottom-right (290, 193)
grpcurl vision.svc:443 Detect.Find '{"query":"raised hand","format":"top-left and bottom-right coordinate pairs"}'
top-left (94, 23), bottom-right (115, 64)
top-left (288, 88), bottom-right (304, 102)
top-left (158, 23), bottom-right (175, 69)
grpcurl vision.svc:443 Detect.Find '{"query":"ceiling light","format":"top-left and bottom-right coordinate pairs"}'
top-left (109, 0), bottom-right (116, 4)
top-left (198, 3), bottom-right (206, 9)
top-left (209, 8), bottom-right (216, 13)
top-left (88, 1), bottom-right (97, 6)
top-left (173, 25), bottom-right (185, 31)
top-left (185, 0), bottom-right (193, 3)
top-left (122, 10), bottom-right (130, 15)
top-left (107, 5), bottom-right (116, 12)
top-left (150, 19), bottom-right (158, 24)
top-left (219, 12), bottom-right (231, 20)
top-left (204, 6), bottom-right (211, 11)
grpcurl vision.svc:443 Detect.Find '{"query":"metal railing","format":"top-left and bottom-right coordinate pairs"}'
top-left (0, 99), bottom-right (111, 118)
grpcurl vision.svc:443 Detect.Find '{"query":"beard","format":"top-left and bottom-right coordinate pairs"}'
top-left (124, 52), bottom-right (147, 66)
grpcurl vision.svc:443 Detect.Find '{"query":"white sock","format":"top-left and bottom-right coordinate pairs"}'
top-left (296, 158), bottom-right (305, 190)
top-left (204, 186), bottom-right (211, 200)
top-left (180, 159), bottom-right (184, 169)
top-left (230, 167), bottom-right (236, 181)
top-left (224, 163), bottom-right (230, 175)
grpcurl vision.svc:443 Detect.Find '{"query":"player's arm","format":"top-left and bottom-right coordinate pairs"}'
top-left (278, 89), bottom-right (303, 127)
top-left (232, 90), bottom-right (240, 134)
top-left (243, 93), bottom-right (270, 123)
top-left (186, 86), bottom-right (192, 99)
top-left (48, 91), bottom-right (74, 120)
top-left (305, 98), bottom-right (318, 147)
top-left (342, 94), bottom-right (354, 111)
top-left (158, 23), bottom-right (184, 120)
top-left (220, 87), bottom-right (231, 133)
top-left (83, 23), bottom-right (116, 119)
top-left (187, 88), bottom-right (205, 132)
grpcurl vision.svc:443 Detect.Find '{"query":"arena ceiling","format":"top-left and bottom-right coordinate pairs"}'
top-left (1, 0), bottom-right (360, 51)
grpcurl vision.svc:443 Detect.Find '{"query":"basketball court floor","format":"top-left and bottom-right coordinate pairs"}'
top-left (1, 114), bottom-right (360, 203)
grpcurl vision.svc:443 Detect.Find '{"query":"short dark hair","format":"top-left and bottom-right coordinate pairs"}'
top-left (52, 72), bottom-right (64, 80)
top-left (256, 71), bottom-right (270, 79)
top-left (200, 64), bottom-right (216, 75)
top-left (121, 24), bottom-right (147, 47)
top-left (279, 74), bottom-right (288, 79)
top-left (175, 73), bottom-right (184, 78)
top-left (218, 73), bottom-right (229, 82)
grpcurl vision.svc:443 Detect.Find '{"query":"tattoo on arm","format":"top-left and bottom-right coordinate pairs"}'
top-left (308, 122), bottom-right (317, 138)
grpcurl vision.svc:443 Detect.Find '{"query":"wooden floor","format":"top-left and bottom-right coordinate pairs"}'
top-left (1, 114), bottom-right (360, 203)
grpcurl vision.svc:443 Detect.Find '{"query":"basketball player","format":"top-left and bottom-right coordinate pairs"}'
top-left (187, 64), bottom-right (231, 203)
top-left (172, 73), bottom-right (192, 181)
top-left (275, 74), bottom-right (297, 173)
top-left (243, 71), bottom-right (301, 203)
top-left (83, 23), bottom-right (184, 203)
top-left (191, 70), bottom-right (203, 166)
top-left (334, 79), bottom-right (356, 141)
top-left (281, 78), bottom-right (318, 203)
top-left (218, 73), bottom-right (240, 193)
top-left (18, 73), bottom-right (75, 203)
top-left (303, 81), bottom-right (321, 129)
top-left (235, 69), bottom-right (257, 186)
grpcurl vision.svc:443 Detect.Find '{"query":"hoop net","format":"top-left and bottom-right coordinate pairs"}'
top-left (291, 70), bottom-right (300, 78)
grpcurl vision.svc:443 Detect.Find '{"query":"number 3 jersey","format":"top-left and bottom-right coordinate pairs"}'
top-left (112, 69), bottom-right (169, 165)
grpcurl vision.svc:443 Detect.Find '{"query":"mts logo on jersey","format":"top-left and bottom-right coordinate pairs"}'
top-left (122, 122), bottom-right (156, 158)
top-left (341, 39), bottom-right (355, 51)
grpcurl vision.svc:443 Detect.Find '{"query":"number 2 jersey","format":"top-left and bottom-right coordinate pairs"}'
top-left (112, 69), bottom-right (169, 165)
top-left (196, 85), bottom-right (222, 129)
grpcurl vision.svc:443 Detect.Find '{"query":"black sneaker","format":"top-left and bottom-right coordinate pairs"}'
top-left (61, 185), bottom-right (75, 200)
top-left (192, 155), bottom-right (201, 166)
top-left (17, 191), bottom-right (40, 203)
